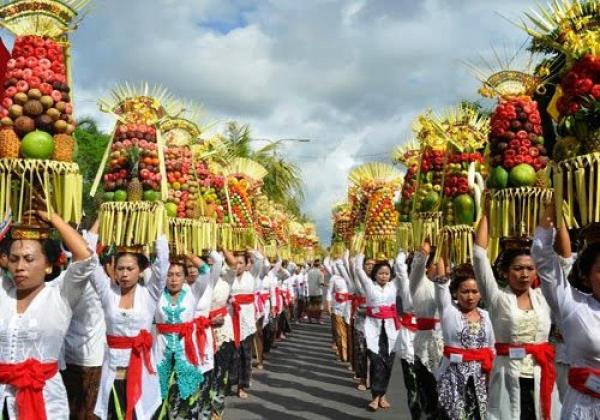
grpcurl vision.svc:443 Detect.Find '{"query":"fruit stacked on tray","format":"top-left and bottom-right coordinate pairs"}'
top-left (433, 105), bottom-right (489, 265)
top-left (161, 112), bottom-right (216, 256)
top-left (220, 157), bottom-right (267, 251)
top-left (522, 0), bottom-right (600, 229)
top-left (0, 0), bottom-right (90, 225)
top-left (410, 112), bottom-right (448, 246)
top-left (348, 162), bottom-right (402, 259)
top-left (476, 59), bottom-right (552, 256)
top-left (92, 83), bottom-right (178, 247)
top-left (102, 123), bottom-right (160, 203)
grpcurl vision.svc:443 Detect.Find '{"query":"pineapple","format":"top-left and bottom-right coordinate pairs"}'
top-left (127, 147), bottom-right (143, 202)
top-left (535, 168), bottom-right (548, 188)
top-left (0, 128), bottom-right (20, 158)
top-left (52, 134), bottom-right (74, 161)
top-left (575, 99), bottom-right (600, 153)
top-left (587, 128), bottom-right (600, 153)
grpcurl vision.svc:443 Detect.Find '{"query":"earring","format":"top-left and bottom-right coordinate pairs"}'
top-left (45, 267), bottom-right (52, 275)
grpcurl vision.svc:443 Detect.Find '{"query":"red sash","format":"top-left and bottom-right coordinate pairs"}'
top-left (0, 359), bottom-right (58, 420)
top-left (209, 306), bottom-right (228, 322)
top-left (231, 294), bottom-right (255, 348)
top-left (193, 316), bottom-right (211, 363)
top-left (335, 292), bottom-right (350, 304)
top-left (208, 306), bottom-right (228, 352)
top-left (350, 294), bottom-right (366, 318)
top-left (366, 305), bottom-right (402, 330)
top-left (156, 321), bottom-right (198, 366)
top-left (106, 330), bottom-right (155, 420)
top-left (495, 342), bottom-right (555, 420)
top-left (568, 367), bottom-right (600, 399)
top-left (416, 317), bottom-right (439, 331)
top-left (443, 346), bottom-right (495, 374)
top-left (275, 288), bottom-right (283, 314)
top-left (284, 290), bottom-right (292, 306)
top-left (400, 313), bottom-right (418, 332)
top-left (256, 292), bottom-right (269, 314)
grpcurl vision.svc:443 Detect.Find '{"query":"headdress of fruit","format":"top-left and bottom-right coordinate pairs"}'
top-left (431, 104), bottom-right (489, 226)
top-left (392, 139), bottom-right (420, 221)
top-left (349, 162), bottom-right (402, 258)
top-left (94, 82), bottom-right (181, 204)
top-left (0, 0), bottom-right (92, 160)
top-left (412, 112), bottom-right (448, 213)
top-left (222, 157), bottom-right (267, 229)
top-left (472, 54), bottom-right (549, 191)
top-left (160, 108), bottom-right (205, 220)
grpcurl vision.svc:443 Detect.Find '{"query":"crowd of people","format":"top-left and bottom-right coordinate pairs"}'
top-left (2, 195), bottom-right (600, 420)
top-left (0, 210), bottom-right (321, 420)
top-left (318, 199), bottom-right (600, 420)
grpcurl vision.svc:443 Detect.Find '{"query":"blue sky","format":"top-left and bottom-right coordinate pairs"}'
top-left (37, 0), bottom-right (542, 242)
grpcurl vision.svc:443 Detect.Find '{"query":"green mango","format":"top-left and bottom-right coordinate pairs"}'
top-left (454, 194), bottom-right (475, 225)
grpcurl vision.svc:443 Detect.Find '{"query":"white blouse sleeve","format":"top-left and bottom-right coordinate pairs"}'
top-left (146, 236), bottom-right (169, 302)
top-left (409, 251), bottom-right (427, 297)
top-left (354, 255), bottom-right (373, 297)
top-left (60, 254), bottom-right (98, 308)
top-left (209, 251), bottom-right (224, 288)
top-left (434, 278), bottom-right (452, 315)
top-left (473, 244), bottom-right (500, 306)
top-left (393, 252), bottom-right (410, 300)
top-left (531, 226), bottom-right (579, 320)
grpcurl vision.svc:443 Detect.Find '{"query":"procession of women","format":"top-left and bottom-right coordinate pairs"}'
top-left (0, 0), bottom-right (599, 419)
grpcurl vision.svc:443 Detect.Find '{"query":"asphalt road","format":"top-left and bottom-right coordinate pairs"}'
top-left (224, 319), bottom-right (412, 420)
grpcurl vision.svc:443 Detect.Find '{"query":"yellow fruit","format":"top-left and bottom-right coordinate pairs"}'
top-left (0, 128), bottom-right (20, 158)
top-left (52, 134), bottom-right (74, 161)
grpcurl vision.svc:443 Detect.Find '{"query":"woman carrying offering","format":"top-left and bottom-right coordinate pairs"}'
top-left (532, 207), bottom-right (600, 419)
top-left (223, 250), bottom-right (263, 399)
top-left (473, 199), bottom-right (560, 420)
top-left (430, 256), bottom-right (495, 420)
top-left (154, 251), bottom-right (222, 419)
top-left (208, 258), bottom-right (235, 419)
top-left (0, 210), bottom-right (95, 420)
top-left (92, 235), bottom-right (169, 420)
top-left (410, 242), bottom-right (442, 419)
top-left (355, 253), bottom-right (405, 411)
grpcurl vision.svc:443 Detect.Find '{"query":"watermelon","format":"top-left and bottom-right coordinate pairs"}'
top-left (454, 194), bottom-right (475, 225)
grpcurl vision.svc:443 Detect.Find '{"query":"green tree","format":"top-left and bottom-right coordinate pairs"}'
top-left (221, 121), bottom-right (307, 218)
top-left (74, 118), bottom-right (111, 227)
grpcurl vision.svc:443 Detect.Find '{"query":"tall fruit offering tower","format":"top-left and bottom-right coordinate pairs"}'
top-left (392, 140), bottom-right (420, 250)
top-left (476, 56), bottom-right (552, 260)
top-left (411, 112), bottom-right (447, 246)
top-left (348, 162), bottom-right (402, 260)
top-left (161, 109), bottom-right (217, 256)
top-left (220, 157), bottom-right (266, 251)
top-left (0, 0), bottom-right (90, 226)
top-left (434, 105), bottom-right (488, 265)
top-left (92, 83), bottom-right (177, 248)
top-left (521, 0), bottom-right (600, 230)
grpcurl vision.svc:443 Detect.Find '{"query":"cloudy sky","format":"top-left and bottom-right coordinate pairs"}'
top-left (58, 0), bottom-right (540, 241)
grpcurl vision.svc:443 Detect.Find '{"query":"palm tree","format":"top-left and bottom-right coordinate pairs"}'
top-left (221, 121), bottom-right (306, 215)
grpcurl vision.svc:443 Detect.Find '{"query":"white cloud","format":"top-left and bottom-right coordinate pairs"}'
top-left (65, 0), bottom-right (538, 241)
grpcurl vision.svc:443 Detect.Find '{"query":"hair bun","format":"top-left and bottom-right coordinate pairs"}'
top-left (579, 223), bottom-right (600, 247)
top-left (499, 236), bottom-right (532, 252)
